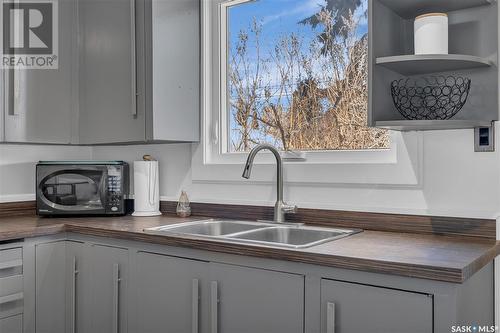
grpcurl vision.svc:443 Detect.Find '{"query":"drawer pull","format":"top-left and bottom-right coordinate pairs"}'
top-left (0, 260), bottom-right (22, 270)
top-left (192, 279), bottom-right (199, 333)
top-left (0, 292), bottom-right (23, 305)
top-left (71, 257), bottom-right (78, 333)
top-left (210, 281), bottom-right (218, 333)
top-left (112, 264), bottom-right (120, 333)
top-left (326, 302), bottom-right (335, 333)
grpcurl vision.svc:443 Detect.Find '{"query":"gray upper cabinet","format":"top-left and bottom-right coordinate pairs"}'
top-left (78, 0), bottom-right (200, 144)
top-left (2, 0), bottom-right (77, 144)
top-left (1, 0), bottom-right (199, 145)
top-left (321, 278), bottom-right (433, 333)
top-left (210, 263), bottom-right (304, 333)
top-left (140, 0), bottom-right (200, 143)
top-left (78, 0), bottom-right (145, 145)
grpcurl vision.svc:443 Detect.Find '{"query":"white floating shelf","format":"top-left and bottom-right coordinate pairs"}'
top-left (376, 54), bottom-right (493, 76)
top-left (378, 0), bottom-right (493, 19)
top-left (375, 120), bottom-right (493, 131)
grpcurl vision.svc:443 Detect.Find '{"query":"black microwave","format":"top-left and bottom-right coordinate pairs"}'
top-left (36, 161), bottom-right (129, 216)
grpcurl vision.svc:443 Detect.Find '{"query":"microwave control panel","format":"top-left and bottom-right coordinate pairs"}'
top-left (106, 166), bottom-right (124, 213)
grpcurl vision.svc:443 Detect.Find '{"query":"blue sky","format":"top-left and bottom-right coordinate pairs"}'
top-left (229, 0), bottom-right (325, 38)
top-left (228, 0), bottom-right (368, 53)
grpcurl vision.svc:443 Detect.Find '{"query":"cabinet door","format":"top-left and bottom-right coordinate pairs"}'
top-left (3, 0), bottom-right (76, 144)
top-left (65, 241), bottom-right (92, 333)
top-left (146, 0), bottom-right (200, 142)
top-left (78, 0), bottom-right (144, 144)
top-left (89, 245), bottom-right (128, 333)
top-left (133, 252), bottom-right (208, 333)
top-left (321, 279), bottom-right (433, 333)
top-left (35, 241), bottom-right (67, 333)
top-left (210, 263), bottom-right (304, 333)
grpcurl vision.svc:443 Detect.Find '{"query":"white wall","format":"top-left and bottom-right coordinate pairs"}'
top-left (91, 143), bottom-right (192, 199)
top-left (184, 128), bottom-right (500, 218)
top-left (0, 144), bottom-right (92, 202)
top-left (92, 126), bottom-right (500, 219)
top-left (1, 126), bottom-right (499, 219)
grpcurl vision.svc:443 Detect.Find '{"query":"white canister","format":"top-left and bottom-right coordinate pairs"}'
top-left (414, 13), bottom-right (448, 55)
top-left (132, 160), bottom-right (162, 216)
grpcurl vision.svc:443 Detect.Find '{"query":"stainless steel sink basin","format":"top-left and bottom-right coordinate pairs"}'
top-left (144, 219), bottom-right (361, 249)
top-left (227, 226), bottom-right (354, 248)
top-left (145, 220), bottom-right (269, 237)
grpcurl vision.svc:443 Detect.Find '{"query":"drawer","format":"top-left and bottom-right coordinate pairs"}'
top-left (0, 276), bottom-right (23, 320)
top-left (0, 276), bottom-right (22, 297)
top-left (0, 314), bottom-right (22, 333)
top-left (0, 248), bottom-right (22, 278)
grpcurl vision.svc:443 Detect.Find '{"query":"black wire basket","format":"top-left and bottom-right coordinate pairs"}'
top-left (390, 76), bottom-right (471, 120)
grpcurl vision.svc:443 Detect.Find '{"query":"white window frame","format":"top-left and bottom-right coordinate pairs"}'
top-left (193, 0), bottom-right (422, 186)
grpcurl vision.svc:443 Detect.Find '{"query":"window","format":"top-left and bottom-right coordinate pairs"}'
top-left (221, 0), bottom-right (389, 153)
top-left (195, 0), bottom-right (419, 186)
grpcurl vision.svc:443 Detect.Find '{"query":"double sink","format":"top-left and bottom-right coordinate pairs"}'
top-left (145, 220), bottom-right (361, 249)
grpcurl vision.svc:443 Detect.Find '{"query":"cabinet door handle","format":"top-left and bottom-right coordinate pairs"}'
top-left (210, 281), bottom-right (218, 333)
top-left (112, 263), bottom-right (120, 333)
top-left (6, 69), bottom-right (16, 116)
top-left (71, 257), bottom-right (79, 333)
top-left (326, 302), bottom-right (335, 333)
top-left (192, 279), bottom-right (199, 333)
top-left (130, 0), bottom-right (137, 117)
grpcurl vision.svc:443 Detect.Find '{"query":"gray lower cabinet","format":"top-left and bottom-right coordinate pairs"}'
top-left (32, 236), bottom-right (492, 333)
top-left (65, 241), bottom-right (90, 333)
top-left (320, 279), bottom-right (433, 333)
top-left (89, 244), bottom-right (129, 333)
top-left (0, 246), bottom-right (23, 333)
top-left (35, 241), bottom-right (88, 333)
top-left (35, 241), bottom-right (66, 333)
top-left (35, 241), bottom-right (128, 333)
top-left (133, 252), bottom-right (209, 333)
top-left (210, 262), bottom-right (304, 333)
top-left (133, 252), bottom-right (304, 333)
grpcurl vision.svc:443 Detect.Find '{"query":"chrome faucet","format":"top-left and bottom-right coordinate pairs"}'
top-left (242, 144), bottom-right (297, 223)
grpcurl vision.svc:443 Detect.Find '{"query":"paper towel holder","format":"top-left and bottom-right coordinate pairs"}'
top-left (132, 156), bottom-right (162, 217)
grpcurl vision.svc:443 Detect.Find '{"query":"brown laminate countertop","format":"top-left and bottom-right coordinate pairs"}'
top-left (0, 214), bottom-right (498, 283)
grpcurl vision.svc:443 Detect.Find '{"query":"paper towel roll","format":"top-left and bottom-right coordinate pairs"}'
top-left (132, 160), bottom-right (162, 216)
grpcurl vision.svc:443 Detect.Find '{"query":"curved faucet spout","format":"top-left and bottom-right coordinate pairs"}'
top-left (242, 144), bottom-right (296, 223)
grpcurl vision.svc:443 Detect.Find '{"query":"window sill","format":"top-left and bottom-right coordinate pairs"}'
top-left (192, 131), bottom-right (422, 187)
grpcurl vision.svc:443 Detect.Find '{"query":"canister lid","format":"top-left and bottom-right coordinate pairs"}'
top-left (415, 12), bottom-right (448, 20)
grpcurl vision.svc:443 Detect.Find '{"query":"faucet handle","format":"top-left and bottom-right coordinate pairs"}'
top-left (282, 203), bottom-right (298, 214)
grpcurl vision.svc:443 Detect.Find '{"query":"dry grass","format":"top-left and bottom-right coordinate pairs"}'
top-left (229, 9), bottom-right (389, 152)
